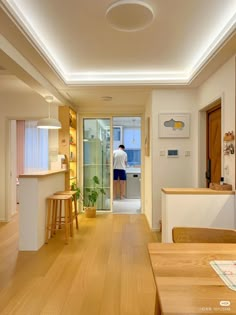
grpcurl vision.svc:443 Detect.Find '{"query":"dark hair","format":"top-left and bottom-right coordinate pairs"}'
top-left (119, 144), bottom-right (125, 149)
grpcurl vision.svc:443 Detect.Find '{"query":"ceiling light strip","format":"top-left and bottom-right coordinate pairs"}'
top-left (2, 0), bottom-right (236, 85)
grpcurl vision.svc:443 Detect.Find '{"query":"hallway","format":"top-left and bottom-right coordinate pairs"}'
top-left (113, 199), bottom-right (141, 214)
top-left (0, 213), bottom-right (159, 315)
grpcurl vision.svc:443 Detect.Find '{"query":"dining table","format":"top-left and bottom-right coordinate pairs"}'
top-left (148, 243), bottom-right (236, 314)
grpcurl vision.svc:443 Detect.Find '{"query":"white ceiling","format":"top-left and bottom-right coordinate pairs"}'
top-left (0, 0), bottom-right (236, 113)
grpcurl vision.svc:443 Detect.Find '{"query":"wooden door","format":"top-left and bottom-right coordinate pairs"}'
top-left (206, 105), bottom-right (221, 186)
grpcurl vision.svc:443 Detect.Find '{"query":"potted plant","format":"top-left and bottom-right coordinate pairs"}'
top-left (84, 175), bottom-right (106, 217)
top-left (71, 176), bottom-right (106, 218)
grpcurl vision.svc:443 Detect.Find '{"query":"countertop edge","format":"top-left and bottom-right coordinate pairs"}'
top-left (19, 169), bottom-right (67, 178)
top-left (161, 188), bottom-right (234, 195)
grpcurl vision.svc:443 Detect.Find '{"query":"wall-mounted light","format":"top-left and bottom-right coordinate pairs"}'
top-left (37, 96), bottom-right (61, 129)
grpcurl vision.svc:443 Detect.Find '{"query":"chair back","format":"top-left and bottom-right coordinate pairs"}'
top-left (172, 227), bottom-right (236, 243)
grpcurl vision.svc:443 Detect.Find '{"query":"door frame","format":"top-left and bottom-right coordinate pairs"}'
top-left (5, 119), bottom-right (17, 222)
top-left (199, 96), bottom-right (223, 188)
top-left (206, 102), bottom-right (221, 186)
top-left (79, 114), bottom-right (144, 213)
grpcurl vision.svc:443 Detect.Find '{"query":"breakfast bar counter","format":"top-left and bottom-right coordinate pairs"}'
top-left (19, 170), bottom-right (66, 250)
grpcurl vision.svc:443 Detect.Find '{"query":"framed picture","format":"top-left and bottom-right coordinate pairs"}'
top-left (145, 117), bottom-right (150, 156)
top-left (159, 113), bottom-right (190, 138)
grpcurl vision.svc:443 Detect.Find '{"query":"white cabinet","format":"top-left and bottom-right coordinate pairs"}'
top-left (126, 173), bottom-right (141, 198)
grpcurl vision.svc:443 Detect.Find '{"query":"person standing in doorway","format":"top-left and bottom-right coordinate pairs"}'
top-left (113, 144), bottom-right (127, 200)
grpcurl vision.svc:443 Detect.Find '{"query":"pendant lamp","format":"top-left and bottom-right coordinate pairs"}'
top-left (37, 96), bottom-right (62, 129)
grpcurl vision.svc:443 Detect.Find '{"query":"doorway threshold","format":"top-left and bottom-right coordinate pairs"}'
top-left (113, 199), bottom-right (141, 214)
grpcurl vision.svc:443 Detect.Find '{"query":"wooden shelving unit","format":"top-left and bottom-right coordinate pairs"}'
top-left (223, 131), bottom-right (235, 155)
top-left (59, 106), bottom-right (77, 190)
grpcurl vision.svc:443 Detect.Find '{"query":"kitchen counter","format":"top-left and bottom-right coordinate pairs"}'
top-left (126, 167), bottom-right (141, 174)
top-left (19, 169), bottom-right (67, 178)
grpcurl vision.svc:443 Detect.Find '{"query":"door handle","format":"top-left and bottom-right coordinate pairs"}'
top-left (205, 159), bottom-right (211, 182)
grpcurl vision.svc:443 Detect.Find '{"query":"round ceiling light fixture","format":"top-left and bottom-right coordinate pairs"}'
top-left (106, 0), bottom-right (155, 32)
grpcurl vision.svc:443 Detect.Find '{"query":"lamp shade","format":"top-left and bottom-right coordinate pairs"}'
top-left (37, 117), bottom-right (62, 129)
top-left (37, 95), bottom-right (61, 129)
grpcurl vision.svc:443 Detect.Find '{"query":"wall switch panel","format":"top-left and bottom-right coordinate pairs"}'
top-left (224, 165), bottom-right (229, 175)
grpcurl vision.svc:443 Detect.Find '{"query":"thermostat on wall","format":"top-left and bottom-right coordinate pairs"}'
top-left (167, 149), bottom-right (179, 157)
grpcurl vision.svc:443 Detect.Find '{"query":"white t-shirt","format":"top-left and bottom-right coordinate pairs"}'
top-left (113, 149), bottom-right (127, 170)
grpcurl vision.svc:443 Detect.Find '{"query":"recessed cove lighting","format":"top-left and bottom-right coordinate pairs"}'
top-left (2, 0), bottom-right (236, 84)
top-left (106, 0), bottom-right (155, 32)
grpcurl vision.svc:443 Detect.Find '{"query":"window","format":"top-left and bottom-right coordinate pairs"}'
top-left (24, 121), bottom-right (49, 172)
top-left (124, 127), bottom-right (141, 166)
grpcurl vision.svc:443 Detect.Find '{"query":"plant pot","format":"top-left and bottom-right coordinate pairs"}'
top-left (84, 206), bottom-right (96, 218)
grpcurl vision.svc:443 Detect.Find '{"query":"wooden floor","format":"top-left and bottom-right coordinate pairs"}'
top-left (0, 213), bottom-right (159, 315)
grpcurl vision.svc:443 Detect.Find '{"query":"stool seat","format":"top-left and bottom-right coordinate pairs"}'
top-left (55, 190), bottom-right (76, 196)
top-left (46, 194), bottom-right (73, 244)
top-left (49, 194), bottom-right (72, 200)
top-left (54, 190), bottom-right (79, 230)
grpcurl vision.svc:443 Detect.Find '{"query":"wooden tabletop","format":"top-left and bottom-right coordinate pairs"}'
top-left (148, 243), bottom-right (236, 314)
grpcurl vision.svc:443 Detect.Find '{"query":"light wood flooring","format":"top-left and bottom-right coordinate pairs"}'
top-left (0, 213), bottom-right (160, 315)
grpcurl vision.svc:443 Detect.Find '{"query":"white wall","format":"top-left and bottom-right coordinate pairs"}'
top-left (197, 55), bottom-right (236, 189)
top-left (145, 56), bottom-right (236, 230)
top-left (146, 56), bottom-right (236, 230)
top-left (0, 79), bottom-right (59, 221)
top-left (150, 89), bottom-right (198, 229)
top-left (162, 191), bottom-right (235, 243)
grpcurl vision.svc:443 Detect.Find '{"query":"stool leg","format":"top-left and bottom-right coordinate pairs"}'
top-left (50, 200), bottom-right (54, 238)
top-left (64, 200), bottom-right (69, 245)
top-left (58, 199), bottom-right (62, 229)
top-left (69, 198), bottom-right (74, 237)
top-left (52, 199), bottom-right (57, 235)
top-left (45, 199), bottom-right (52, 244)
top-left (73, 196), bottom-right (79, 230)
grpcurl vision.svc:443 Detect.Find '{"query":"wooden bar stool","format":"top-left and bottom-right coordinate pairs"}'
top-left (54, 190), bottom-right (79, 230)
top-left (45, 194), bottom-right (73, 244)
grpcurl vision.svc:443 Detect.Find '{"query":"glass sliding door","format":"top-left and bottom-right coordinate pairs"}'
top-left (83, 118), bottom-right (111, 210)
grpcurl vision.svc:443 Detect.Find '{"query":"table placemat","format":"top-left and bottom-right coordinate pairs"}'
top-left (210, 260), bottom-right (236, 291)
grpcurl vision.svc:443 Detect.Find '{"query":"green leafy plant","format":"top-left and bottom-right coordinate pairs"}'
top-left (71, 176), bottom-right (106, 207)
top-left (71, 182), bottom-right (83, 201)
top-left (84, 175), bottom-right (106, 207)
